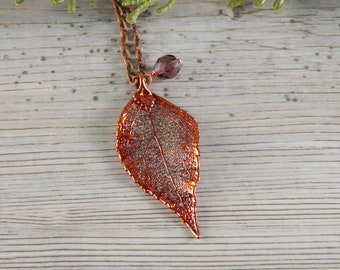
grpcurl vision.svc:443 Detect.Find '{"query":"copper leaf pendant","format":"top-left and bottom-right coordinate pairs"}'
top-left (116, 79), bottom-right (200, 238)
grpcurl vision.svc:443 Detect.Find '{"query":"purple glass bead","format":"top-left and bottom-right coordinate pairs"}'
top-left (153, 55), bottom-right (181, 79)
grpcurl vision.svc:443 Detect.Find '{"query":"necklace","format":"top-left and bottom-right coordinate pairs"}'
top-left (112, 0), bottom-right (201, 238)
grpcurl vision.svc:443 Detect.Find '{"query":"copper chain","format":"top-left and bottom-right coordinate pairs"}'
top-left (112, 0), bottom-right (145, 85)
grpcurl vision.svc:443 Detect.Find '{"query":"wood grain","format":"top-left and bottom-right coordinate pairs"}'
top-left (1, 0), bottom-right (340, 269)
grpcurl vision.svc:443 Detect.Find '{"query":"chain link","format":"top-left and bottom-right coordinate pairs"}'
top-left (112, 0), bottom-right (145, 85)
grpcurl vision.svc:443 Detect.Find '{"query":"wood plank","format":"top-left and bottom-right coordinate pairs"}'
top-left (1, 0), bottom-right (340, 269)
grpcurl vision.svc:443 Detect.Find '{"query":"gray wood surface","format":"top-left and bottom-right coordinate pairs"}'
top-left (1, 0), bottom-right (340, 269)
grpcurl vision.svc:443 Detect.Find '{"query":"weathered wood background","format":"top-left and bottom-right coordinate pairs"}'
top-left (1, 0), bottom-right (340, 269)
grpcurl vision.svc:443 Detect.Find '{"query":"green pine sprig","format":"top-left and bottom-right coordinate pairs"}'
top-left (228, 0), bottom-right (285, 11)
top-left (122, 1), bottom-right (156, 25)
top-left (15, 0), bottom-right (96, 9)
top-left (121, 0), bottom-right (177, 24)
top-left (14, 0), bottom-right (286, 23)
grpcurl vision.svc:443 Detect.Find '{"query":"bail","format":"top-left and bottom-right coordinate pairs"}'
top-left (132, 72), bottom-right (153, 93)
top-left (132, 73), bottom-right (155, 110)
